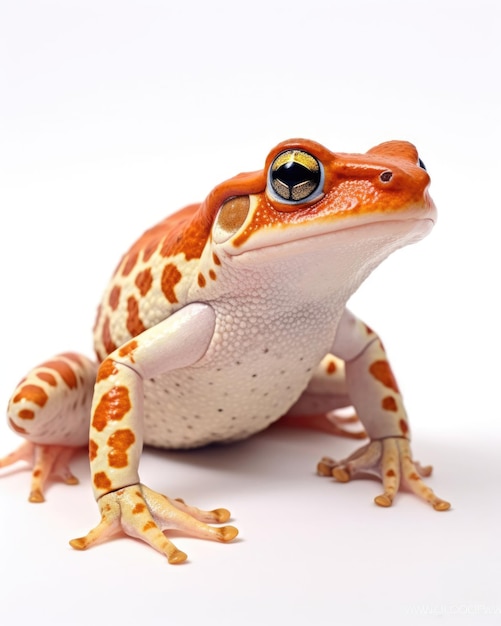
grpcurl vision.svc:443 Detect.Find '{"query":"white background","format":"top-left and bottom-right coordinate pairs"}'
top-left (1, 1), bottom-right (500, 624)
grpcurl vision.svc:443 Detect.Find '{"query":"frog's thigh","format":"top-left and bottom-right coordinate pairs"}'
top-left (6, 353), bottom-right (97, 446)
top-left (280, 355), bottom-right (364, 439)
top-left (90, 302), bottom-right (216, 499)
top-left (1, 353), bottom-right (98, 501)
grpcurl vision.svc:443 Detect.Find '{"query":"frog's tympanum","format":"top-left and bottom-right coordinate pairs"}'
top-left (1, 139), bottom-right (450, 564)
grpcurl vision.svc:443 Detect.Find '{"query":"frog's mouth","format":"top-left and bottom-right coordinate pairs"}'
top-left (226, 214), bottom-right (435, 259)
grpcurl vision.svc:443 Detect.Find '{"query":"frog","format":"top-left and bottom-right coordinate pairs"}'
top-left (1, 138), bottom-right (450, 564)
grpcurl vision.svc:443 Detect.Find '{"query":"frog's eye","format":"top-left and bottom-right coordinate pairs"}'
top-left (418, 158), bottom-right (427, 171)
top-left (268, 150), bottom-right (324, 204)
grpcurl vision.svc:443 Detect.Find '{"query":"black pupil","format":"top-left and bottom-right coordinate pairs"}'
top-left (418, 158), bottom-right (427, 171)
top-left (272, 161), bottom-right (319, 188)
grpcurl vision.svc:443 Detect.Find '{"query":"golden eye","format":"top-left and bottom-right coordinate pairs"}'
top-left (268, 150), bottom-right (323, 203)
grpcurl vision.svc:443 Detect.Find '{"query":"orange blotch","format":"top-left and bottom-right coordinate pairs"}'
top-left (122, 252), bottom-right (139, 277)
top-left (92, 386), bottom-right (132, 432)
top-left (386, 469), bottom-right (396, 477)
top-left (37, 372), bottom-right (57, 386)
top-left (119, 340), bottom-right (138, 362)
top-left (8, 418), bottom-right (28, 434)
top-left (89, 439), bottom-right (98, 462)
top-left (13, 384), bottom-right (48, 407)
top-left (209, 269), bottom-right (217, 281)
top-left (107, 428), bottom-right (136, 468)
top-left (364, 324), bottom-right (375, 334)
top-left (135, 268), bottom-right (153, 297)
top-left (109, 285), bottom-right (121, 311)
top-left (399, 419), bottom-right (409, 435)
top-left (142, 521), bottom-right (157, 532)
top-left (212, 252), bottom-right (221, 266)
top-left (161, 263), bottom-right (182, 303)
top-left (368, 360), bottom-right (400, 393)
top-left (132, 503), bottom-right (146, 514)
top-left (381, 396), bottom-right (398, 412)
top-left (33, 469), bottom-right (42, 478)
top-left (126, 297), bottom-right (146, 337)
top-left (96, 358), bottom-right (119, 382)
top-left (326, 360), bottom-right (337, 374)
top-left (39, 358), bottom-right (78, 389)
top-left (102, 317), bottom-right (118, 355)
top-left (18, 409), bottom-right (35, 420)
top-left (409, 472), bottom-right (420, 481)
top-left (94, 471), bottom-right (112, 491)
top-left (198, 273), bottom-right (206, 288)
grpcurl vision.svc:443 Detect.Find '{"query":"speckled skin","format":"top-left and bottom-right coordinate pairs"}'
top-left (2, 138), bottom-right (450, 563)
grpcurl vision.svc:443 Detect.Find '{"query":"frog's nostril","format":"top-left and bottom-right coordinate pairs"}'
top-left (380, 171), bottom-right (393, 183)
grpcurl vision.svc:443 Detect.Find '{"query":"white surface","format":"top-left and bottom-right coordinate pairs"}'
top-left (1, 1), bottom-right (500, 624)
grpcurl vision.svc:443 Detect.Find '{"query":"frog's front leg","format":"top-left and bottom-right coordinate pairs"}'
top-left (319, 309), bottom-right (450, 511)
top-left (70, 303), bottom-right (238, 563)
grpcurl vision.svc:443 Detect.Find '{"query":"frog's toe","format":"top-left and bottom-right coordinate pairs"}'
top-left (171, 494), bottom-right (231, 524)
top-left (317, 440), bottom-right (382, 480)
top-left (397, 439), bottom-right (451, 511)
top-left (0, 441), bottom-right (81, 502)
top-left (69, 507), bottom-right (121, 550)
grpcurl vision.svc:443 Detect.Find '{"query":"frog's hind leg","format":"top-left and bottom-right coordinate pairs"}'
top-left (277, 412), bottom-right (365, 439)
top-left (1, 352), bottom-right (97, 502)
top-left (278, 355), bottom-right (366, 440)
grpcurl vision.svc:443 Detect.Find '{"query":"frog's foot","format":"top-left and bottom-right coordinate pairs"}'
top-left (277, 412), bottom-right (366, 439)
top-left (69, 484), bottom-right (238, 564)
top-left (317, 437), bottom-right (450, 511)
top-left (0, 441), bottom-right (80, 502)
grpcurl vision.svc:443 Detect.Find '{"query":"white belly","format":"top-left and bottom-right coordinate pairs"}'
top-left (142, 301), bottom-right (341, 448)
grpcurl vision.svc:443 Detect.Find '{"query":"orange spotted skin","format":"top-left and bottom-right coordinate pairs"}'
top-left (3, 138), bottom-right (449, 561)
top-left (7, 353), bottom-right (97, 447)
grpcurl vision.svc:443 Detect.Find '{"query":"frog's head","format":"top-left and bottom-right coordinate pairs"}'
top-left (206, 138), bottom-right (435, 261)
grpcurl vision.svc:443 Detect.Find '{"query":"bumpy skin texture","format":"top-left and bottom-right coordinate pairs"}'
top-left (2, 138), bottom-right (450, 562)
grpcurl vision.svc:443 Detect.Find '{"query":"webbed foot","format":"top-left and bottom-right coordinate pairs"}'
top-left (0, 441), bottom-right (80, 502)
top-left (70, 483), bottom-right (238, 563)
top-left (318, 437), bottom-right (450, 511)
